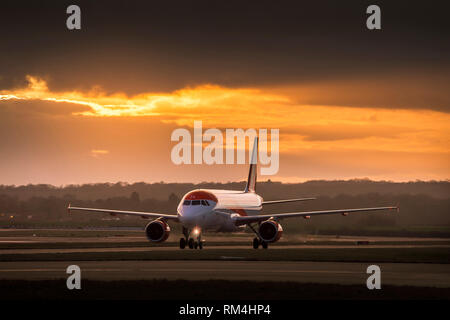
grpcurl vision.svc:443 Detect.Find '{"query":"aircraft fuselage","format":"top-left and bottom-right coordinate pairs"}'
top-left (177, 189), bottom-right (263, 232)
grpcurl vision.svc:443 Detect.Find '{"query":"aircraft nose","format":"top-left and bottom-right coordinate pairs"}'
top-left (179, 205), bottom-right (206, 226)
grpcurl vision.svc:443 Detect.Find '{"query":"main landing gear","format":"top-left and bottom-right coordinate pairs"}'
top-left (179, 226), bottom-right (203, 250)
top-left (249, 224), bottom-right (268, 249)
top-left (252, 237), bottom-right (268, 249)
top-left (179, 237), bottom-right (186, 249)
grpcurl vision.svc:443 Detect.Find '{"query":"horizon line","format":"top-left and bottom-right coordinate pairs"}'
top-left (1, 178), bottom-right (449, 189)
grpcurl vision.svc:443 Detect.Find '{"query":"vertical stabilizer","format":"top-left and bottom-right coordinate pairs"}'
top-left (245, 136), bottom-right (258, 193)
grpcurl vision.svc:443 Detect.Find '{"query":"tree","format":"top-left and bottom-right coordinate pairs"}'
top-left (130, 191), bottom-right (140, 203)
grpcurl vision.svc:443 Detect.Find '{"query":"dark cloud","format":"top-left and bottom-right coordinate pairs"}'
top-left (282, 124), bottom-right (418, 142)
top-left (0, 0), bottom-right (449, 110)
top-left (270, 73), bottom-right (450, 111)
top-left (0, 100), bottom-right (91, 116)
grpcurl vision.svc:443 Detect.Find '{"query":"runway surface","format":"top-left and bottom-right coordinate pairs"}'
top-left (1, 231), bottom-right (449, 290)
top-left (1, 232), bottom-right (449, 244)
top-left (1, 244), bottom-right (450, 254)
top-left (0, 260), bottom-right (449, 288)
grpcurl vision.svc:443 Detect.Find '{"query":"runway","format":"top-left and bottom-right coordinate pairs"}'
top-left (1, 231), bottom-right (449, 290)
top-left (3, 244), bottom-right (450, 255)
top-left (0, 260), bottom-right (449, 288)
top-left (1, 230), bottom-right (450, 244)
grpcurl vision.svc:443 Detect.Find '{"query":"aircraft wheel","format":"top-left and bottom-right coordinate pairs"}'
top-left (194, 241), bottom-right (198, 249)
top-left (199, 241), bottom-right (203, 249)
top-left (179, 238), bottom-right (186, 249)
top-left (188, 238), bottom-right (194, 249)
top-left (262, 241), bottom-right (268, 249)
top-left (252, 237), bottom-right (260, 249)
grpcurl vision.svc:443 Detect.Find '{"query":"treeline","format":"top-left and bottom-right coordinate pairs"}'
top-left (0, 180), bottom-right (449, 201)
top-left (0, 192), bottom-right (180, 223)
top-left (0, 189), bottom-right (448, 234)
top-left (0, 181), bottom-right (449, 236)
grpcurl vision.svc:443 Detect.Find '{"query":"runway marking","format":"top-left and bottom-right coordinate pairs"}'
top-left (138, 268), bottom-right (359, 274)
top-left (0, 268), bottom-right (359, 274)
top-left (1, 261), bottom-right (449, 287)
top-left (0, 241), bottom-right (35, 243)
top-left (0, 269), bottom-right (63, 272)
top-left (0, 268), bottom-right (129, 272)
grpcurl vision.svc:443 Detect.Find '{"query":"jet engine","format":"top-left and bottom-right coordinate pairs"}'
top-left (258, 220), bottom-right (283, 243)
top-left (145, 220), bottom-right (170, 243)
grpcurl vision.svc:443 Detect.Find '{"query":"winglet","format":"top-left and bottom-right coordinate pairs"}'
top-left (67, 203), bottom-right (71, 214)
top-left (389, 205), bottom-right (399, 213)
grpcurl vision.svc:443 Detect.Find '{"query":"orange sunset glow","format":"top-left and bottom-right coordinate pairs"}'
top-left (1, 75), bottom-right (448, 185)
top-left (1, 1), bottom-right (449, 186)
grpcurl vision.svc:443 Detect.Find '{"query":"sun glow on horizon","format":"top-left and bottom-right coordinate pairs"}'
top-left (1, 75), bottom-right (449, 182)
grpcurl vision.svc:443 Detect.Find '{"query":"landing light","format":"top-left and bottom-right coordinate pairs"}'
top-left (193, 227), bottom-right (200, 235)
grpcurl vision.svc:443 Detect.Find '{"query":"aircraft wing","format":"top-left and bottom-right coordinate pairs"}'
top-left (233, 206), bottom-right (397, 226)
top-left (262, 197), bottom-right (316, 205)
top-left (67, 204), bottom-right (179, 221)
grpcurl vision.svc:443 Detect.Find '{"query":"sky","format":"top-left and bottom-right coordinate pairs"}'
top-left (0, 0), bottom-right (449, 185)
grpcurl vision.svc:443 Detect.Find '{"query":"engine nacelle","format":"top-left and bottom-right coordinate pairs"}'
top-left (258, 220), bottom-right (283, 243)
top-left (145, 220), bottom-right (170, 243)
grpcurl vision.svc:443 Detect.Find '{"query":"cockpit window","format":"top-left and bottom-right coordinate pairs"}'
top-left (184, 199), bottom-right (211, 206)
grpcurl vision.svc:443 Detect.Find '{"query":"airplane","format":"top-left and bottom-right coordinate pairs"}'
top-left (68, 137), bottom-right (398, 249)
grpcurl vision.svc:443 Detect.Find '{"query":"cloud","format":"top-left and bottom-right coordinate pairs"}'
top-left (1, 1), bottom-right (449, 111)
top-left (1, 75), bottom-right (449, 155)
top-left (0, 1), bottom-right (448, 184)
top-left (282, 124), bottom-right (417, 142)
top-left (0, 91), bottom-right (448, 184)
top-left (0, 76), bottom-right (293, 119)
top-left (0, 99), bottom-right (91, 117)
top-left (91, 149), bottom-right (109, 158)
top-left (267, 74), bottom-right (450, 112)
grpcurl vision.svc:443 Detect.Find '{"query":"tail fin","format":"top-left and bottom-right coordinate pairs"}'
top-left (245, 136), bottom-right (258, 193)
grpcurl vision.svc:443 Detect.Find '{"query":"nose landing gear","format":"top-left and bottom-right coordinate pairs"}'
top-left (188, 237), bottom-right (195, 249)
top-left (179, 226), bottom-right (204, 249)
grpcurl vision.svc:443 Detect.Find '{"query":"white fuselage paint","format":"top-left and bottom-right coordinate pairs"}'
top-left (177, 189), bottom-right (263, 232)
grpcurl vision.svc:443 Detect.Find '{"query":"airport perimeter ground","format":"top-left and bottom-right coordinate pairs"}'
top-left (0, 229), bottom-right (449, 300)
